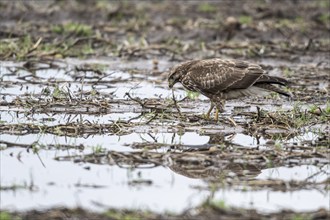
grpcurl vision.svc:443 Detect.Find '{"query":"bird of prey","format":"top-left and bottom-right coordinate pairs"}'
top-left (168, 58), bottom-right (291, 121)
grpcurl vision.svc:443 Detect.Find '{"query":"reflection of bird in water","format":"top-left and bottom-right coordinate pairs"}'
top-left (173, 132), bottom-right (240, 151)
top-left (168, 159), bottom-right (261, 181)
top-left (168, 132), bottom-right (261, 180)
top-left (208, 132), bottom-right (236, 145)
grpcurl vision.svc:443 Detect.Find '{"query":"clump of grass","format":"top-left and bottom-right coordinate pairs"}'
top-left (80, 42), bottom-right (95, 56)
top-left (290, 214), bottom-right (310, 220)
top-left (0, 36), bottom-right (33, 60)
top-left (239, 15), bottom-right (253, 25)
top-left (290, 102), bottom-right (330, 127)
top-left (209, 199), bottom-right (228, 210)
top-left (283, 67), bottom-right (294, 77)
top-left (290, 103), bottom-right (315, 128)
top-left (186, 90), bottom-right (200, 99)
top-left (309, 104), bottom-right (319, 114)
top-left (276, 17), bottom-right (307, 32)
top-left (88, 63), bottom-right (108, 71)
top-left (96, 0), bottom-right (112, 11)
top-left (276, 19), bottom-right (293, 28)
top-left (0, 211), bottom-right (20, 220)
top-left (197, 2), bottom-right (217, 13)
top-left (0, 33), bottom-right (96, 60)
top-left (256, 102), bottom-right (329, 130)
top-left (92, 144), bottom-right (105, 154)
top-left (324, 102), bottom-right (330, 114)
top-left (103, 209), bottom-right (145, 220)
top-left (52, 85), bottom-right (69, 100)
top-left (52, 22), bottom-right (93, 37)
top-left (90, 89), bottom-right (98, 97)
top-left (317, 0), bottom-right (330, 8)
top-left (274, 140), bottom-right (283, 151)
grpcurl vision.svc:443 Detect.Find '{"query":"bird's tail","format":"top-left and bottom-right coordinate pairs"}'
top-left (256, 75), bottom-right (291, 86)
top-left (254, 83), bottom-right (292, 97)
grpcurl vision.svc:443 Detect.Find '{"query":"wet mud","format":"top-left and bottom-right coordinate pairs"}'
top-left (0, 1), bottom-right (329, 219)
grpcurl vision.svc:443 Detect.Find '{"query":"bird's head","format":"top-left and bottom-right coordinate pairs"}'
top-left (168, 67), bottom-right (182, 89)
top-left (168, 61), bottom-right (195, 89)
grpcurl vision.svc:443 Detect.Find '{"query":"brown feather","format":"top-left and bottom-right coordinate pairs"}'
top-left (254, 83), bottom-right (291, 97)
top-left (182, 59), bottom-right (264, 94)
top-left (255, 75), bottom-right (290, 86)
top-left (167, 58), bottom-right (291, 116)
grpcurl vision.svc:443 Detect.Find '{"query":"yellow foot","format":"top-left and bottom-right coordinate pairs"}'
top-left (203, 113), bottom-right (210, 120)
top-left (204, 104), bottom-right (214, 120)
top-left (215, 108), bottom-right (219, 122)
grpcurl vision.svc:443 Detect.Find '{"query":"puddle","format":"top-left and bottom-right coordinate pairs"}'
top-left (1, 0), bottom-right (330, 218)
top-left (1, 58), bottom-right (329, 215)
top-left (0, 60), bottom-right (187, 103)
top-left (1, 147), bottom-right (328, 213)
top-left (0, 111), bottom-right (140, 125)
top-left (257, 165), bottom-right (329, 182)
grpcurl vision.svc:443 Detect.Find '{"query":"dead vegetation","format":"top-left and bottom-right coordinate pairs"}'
top-left (0, 0), bottom-right (329, 219)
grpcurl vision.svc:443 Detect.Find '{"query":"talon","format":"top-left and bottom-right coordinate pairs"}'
top-left (205, 103), bottom-right (214, 120)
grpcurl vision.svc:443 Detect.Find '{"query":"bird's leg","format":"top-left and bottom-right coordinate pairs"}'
top-left (215, 100), bottom-right (237, 126)
top-left (205, 103), bottom-right (215, 120)
top-left (215, 108), bottom-right (219, 121)
top-left (215, 100), bottom-right (225, 122)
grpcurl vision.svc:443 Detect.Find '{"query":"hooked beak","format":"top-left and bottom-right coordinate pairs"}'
top-left (168, 77), bottom-right (175, 89)
top-left (168, 81), bottom-right (174, 89)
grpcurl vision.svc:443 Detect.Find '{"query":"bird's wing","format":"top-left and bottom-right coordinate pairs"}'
top-left (184, 59), bottom-right (264, 94)
top-left (255, 74), bottom-right (290, 86)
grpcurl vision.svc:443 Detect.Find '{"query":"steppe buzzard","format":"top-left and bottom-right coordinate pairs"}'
top-left (168, 58), bottom-right (291, 121)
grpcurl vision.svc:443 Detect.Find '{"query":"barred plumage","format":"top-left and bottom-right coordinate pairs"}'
top-left (168, 58), bottom-right (291, 121)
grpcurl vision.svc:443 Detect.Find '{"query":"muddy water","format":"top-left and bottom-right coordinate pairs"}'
top-left (0, 58), bottom-right (329, 213)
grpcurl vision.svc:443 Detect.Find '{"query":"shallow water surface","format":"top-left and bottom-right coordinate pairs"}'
top-left (0, 59), bottom-right (329, 214)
